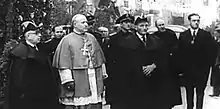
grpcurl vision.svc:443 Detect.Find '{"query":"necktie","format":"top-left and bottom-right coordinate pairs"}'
top-left (191, 30), bottom-right (196, 44)
top-left (193, 30), bottom-right (196, 38)
top-left (142, 36), bottom-right (146, 43)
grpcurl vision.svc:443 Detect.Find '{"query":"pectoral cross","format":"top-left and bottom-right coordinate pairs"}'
top-left (81, 40), bottom-right (94, 68)
top-left (81, 40), bottom-right (89, 56)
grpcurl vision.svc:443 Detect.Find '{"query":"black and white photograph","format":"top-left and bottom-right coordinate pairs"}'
top-left (0, 0), bottom-right (220, 109)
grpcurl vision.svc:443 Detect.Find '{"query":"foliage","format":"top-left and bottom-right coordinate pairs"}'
top-left (50, 0), bottom-right (72, 26)
top-left (94, 1), bottom-right (120, 33)
top-left (204, 21), bottom-right (217, 37)
top-left (0, 0), bottom-right (53, 100)
top-left (0, 39), bottom-right (19, 100)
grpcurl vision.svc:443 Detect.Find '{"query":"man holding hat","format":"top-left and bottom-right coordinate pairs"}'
top-left (5, 23), bottom-right (60, 109)
top-left (104, 13), bottom-right (134, 109)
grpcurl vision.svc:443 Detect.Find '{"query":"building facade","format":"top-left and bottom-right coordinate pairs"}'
top-left (114, 0), bottom-right (220, 27)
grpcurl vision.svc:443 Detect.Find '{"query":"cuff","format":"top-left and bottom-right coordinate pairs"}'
top-left (102, 64), bottom-right (108, 79)
top-left (59, 69), bottom-right (74, 84)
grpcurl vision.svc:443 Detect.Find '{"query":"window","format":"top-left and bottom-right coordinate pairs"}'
top-left (124, 0), bottom-right (129, 8)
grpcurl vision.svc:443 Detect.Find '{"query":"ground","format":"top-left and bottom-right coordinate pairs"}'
top-left (102, 72), bottom-right (220, 109)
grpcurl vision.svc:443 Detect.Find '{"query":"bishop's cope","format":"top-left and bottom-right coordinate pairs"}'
top-left (52, 14), bottom-right (107, 109)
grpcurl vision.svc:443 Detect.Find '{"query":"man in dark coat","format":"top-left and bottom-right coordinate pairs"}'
top-left (4, 23), bottom-right (60, 109)
top-left (45, 25), bottom-right (65, 62)
top-left (178, 13), bottom-right (216, 109)
top-left (127, 16), bottom-right (177, 109)
top-left (154, 18), bottom-right (182, 108)
top-left (86, 14), bottom-right (103, 45)
top-left (210, 25), bottom-right (220, 97)
top-left (105, 13), bottom-right (134, 109)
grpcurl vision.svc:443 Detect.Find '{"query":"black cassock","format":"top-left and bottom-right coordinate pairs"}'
top-left (154, 29), bottom-right (182, 107)
top-left (4, 42), bottom-right (60, 109)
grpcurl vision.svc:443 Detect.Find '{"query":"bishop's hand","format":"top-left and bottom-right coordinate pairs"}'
top-left (60, 81), bottom-right (75, 98)
top-left (63, 81), bottom-right (75, 91)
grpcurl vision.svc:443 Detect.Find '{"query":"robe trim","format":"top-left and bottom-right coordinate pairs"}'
top-left (59, 69), bottom-right (74, 84)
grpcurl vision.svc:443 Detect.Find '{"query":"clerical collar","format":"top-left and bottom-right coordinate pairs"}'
top-left (26, 40), bottom-right (36, 47)
top-left (136, 32), bottom-right (146, 41)
top-left (190, 28), bottom-right (199, 36)
top-left (73, 29), bottom-right (85, 35)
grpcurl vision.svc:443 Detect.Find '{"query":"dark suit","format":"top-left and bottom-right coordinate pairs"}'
top-left (178, 29), bottom-right (216, 109)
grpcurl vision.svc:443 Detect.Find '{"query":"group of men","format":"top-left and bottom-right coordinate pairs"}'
top-left (4, 12), bottom-right (217, 109)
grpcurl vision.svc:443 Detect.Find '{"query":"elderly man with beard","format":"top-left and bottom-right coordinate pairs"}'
top-left (154, 18), bottom-right (182, 108)
top-left (53, 14), bottom-right (107, 109)
top-left (104, 13), bottom-right (135, 109)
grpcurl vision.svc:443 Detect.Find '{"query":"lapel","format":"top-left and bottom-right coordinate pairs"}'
top-left (125, 33), bottom-right (145, 50)
top-left (184, 28), bottom-right (205, 45)
top-left (192, 29), bottom-right (203, 44)
top-left (134, 33), bottom-right (146, 48)
top-left (186, 29), bottom-right (192, 39)
top-left (196, 29), bottom-right (203, 40)
top-left (183, 29), bottom-right (195, 44)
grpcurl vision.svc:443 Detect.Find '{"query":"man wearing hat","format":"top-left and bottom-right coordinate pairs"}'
top-left (86, 14), bottom-right (103, 45)
top-left (123, 16), bottom-right (164, 109)
top-left (4, 23), bottom-right (60, 109)
top-left (104, 13), bottom-right (134, 109)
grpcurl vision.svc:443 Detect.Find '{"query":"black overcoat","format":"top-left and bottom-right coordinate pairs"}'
top-left (105, 30), bottom-right (134, 107)
top-left (211, 41), bottom-right (220, 86)
top-left (4, 42), bottom-right (60, 109)
top-left (125, 32), bottom-right (175, 109)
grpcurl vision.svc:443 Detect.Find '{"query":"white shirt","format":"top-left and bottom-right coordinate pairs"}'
top-left (136, 32), bottom-right (146, 42)
top-left (190, 28), bottom-right (199, 36)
